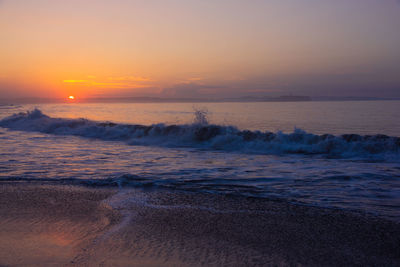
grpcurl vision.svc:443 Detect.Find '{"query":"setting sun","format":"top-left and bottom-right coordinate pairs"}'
top-left (1, 1), bottom-right (400, 265)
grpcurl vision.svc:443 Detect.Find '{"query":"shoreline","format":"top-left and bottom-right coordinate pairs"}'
top-left (1, 183), bottom-right (399, 266)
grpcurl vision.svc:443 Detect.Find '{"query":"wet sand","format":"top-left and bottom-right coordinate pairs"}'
top-left (0, 184), bottom-right (399, 266)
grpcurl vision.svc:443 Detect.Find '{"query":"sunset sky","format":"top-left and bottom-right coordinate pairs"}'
top-left (1, 0), bottom-right (400, 99)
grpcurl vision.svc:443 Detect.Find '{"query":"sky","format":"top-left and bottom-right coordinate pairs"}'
top-left (1, 0), bottom-right (400, 100)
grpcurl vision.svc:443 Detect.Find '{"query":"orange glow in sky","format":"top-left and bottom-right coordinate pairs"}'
top-left (1, 0), bottom-right (400, 99)
top-left (68, 96), bottom-right (75, 100)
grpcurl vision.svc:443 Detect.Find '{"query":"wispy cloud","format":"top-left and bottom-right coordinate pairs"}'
top-left (177, 77), bottom-right (205, 85)
top-left (63, 75), bottom-right (153, 89)
top-left (63, 80), bottom-right (88, 83)
top-left (187, 77), bottom-right (204, 81)
top-left (107, 76), bottom-right (152, 82)
top-left (161, 82), bottom-right (224, 98)
top-left (91, 82), bottom-right (152, 89)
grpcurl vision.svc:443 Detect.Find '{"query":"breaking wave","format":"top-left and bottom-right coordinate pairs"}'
top-left (1, 108), bottom-right (399, 159)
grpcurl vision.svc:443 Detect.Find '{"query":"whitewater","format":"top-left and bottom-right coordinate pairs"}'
top-left (0, 102), bottom-right (399, 220)
top-left (1, 108), bottom-right (400, 159)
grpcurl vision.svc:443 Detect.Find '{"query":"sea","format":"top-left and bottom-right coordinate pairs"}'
top-left (1, 101), bottom-right (399, 220)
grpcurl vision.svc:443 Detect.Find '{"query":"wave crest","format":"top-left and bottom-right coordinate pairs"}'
top-left (1, 108), bottom-right (399, 158)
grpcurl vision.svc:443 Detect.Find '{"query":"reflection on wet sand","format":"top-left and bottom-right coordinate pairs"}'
top-left (1, 184), bottom-right (399, 266)
top-left (0, 185), bottom-right (118, 266)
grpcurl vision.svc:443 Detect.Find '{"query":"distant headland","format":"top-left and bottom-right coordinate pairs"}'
top-left (2, 95), bottom-right (400, 104)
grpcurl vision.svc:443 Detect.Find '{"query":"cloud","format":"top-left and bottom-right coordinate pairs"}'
top-left (91, 82), bottom-right (152, 89)
top-left (63, 80), bottom-right (88, 83)
top-left (161, 83), bottom-right (224, 98)
top-left (107, 76), bottom-right (152, 82)
top-left (63, 75), bottom-right (153, 89)
top-left (187, 77), bottom-right (204, 81)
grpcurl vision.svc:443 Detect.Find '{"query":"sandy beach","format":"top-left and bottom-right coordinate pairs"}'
top-left (2, 0), bottom-right (400, 265)
top-left (0, 183), bottom-right (399, 266)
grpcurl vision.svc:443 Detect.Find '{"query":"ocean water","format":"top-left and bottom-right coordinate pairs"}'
top-left (1, 101), bottom-right (399, 220)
